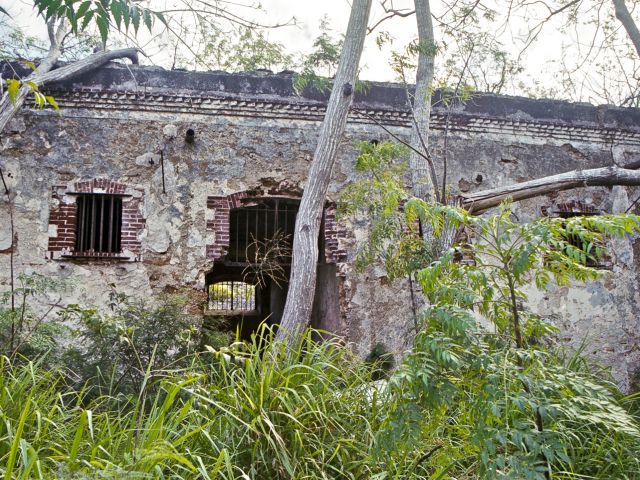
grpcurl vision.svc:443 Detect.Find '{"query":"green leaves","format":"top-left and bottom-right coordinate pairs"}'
top-left (4, 78), bottom-right (61, 113)
top-left (6, 78), bottom-right (20, 105)
top-left (31, 0), bottom-right (164, 46)
top-left (343, 139), bottom-right (640, 477)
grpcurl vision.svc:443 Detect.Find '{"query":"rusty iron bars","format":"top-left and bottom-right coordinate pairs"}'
top-left (208, 281), bottom-right (256, 311)
top-left (228, 198), bottom-right (298, 264)
top-left (75, 194), bottom-right (123, 253)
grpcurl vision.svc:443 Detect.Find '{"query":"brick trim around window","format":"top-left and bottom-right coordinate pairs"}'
top-left (47, 179), bottom-right (145, 261)
top-left (205, 191), bottom-right (347, 264)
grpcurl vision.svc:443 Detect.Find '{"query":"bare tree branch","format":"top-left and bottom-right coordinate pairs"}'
top-left (0, 45), bottom-right (139, 135)
top-left (462, 166), bottom-right (640, 213)
top-left (368, 0), bottom-right (415, 34)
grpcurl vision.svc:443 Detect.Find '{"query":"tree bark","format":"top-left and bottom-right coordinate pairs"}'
top-left (461, 165), bottom-right (640, 213)
top-left (274, 0), bottom-right (373, 347)
top-left (0, 20), bottom-right (138, 136)
top-left (409, 0), bottom-right (438, 203)
top-left (613, 0), bottom-right (640, 58)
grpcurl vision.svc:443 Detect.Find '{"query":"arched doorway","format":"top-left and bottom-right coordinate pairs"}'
top-left (205, 197), bottom-right (299, 340)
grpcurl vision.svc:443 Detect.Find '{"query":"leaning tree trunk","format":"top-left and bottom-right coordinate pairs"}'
top-left (0, 19), bottom-right (138, 135)
top-left (409, 0), bottom-right (439, 204)
top-left (613, 0), bottom-right (640, 58)
top-left (274, 0), bottom-right (373, 347)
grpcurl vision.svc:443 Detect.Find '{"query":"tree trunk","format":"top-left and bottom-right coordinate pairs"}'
top-left (274, 0), bottom-right (373, 347)
top-left (0, 23), bottom-right (138, 136)
top-left (409, 0), bottom-right (438, 203)
top-left (613, 0), bottom-right (640, 58)
top-left (461, 165), bottom-right (640, 213)
top-left (0, 19), bottom-right (65, 134)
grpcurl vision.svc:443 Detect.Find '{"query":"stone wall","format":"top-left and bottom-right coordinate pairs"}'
top-left (1, 62), bottom-right (640, 389)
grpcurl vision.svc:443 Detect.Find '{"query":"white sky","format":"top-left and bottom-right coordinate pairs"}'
top-left (2, 0), bottom-right (638, 104)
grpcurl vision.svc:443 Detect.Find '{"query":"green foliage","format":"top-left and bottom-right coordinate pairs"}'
top-left (64, 288), bottom-right (202, 394)
top-left (438, 31), bottom-right (523, 95)
top-left (0, 273), bottom-right (70, 362)
top-left (293, 17), bottom-right (345, 94)
top-left (341, 140), bottom-right (640, 478)
top-left (197, 26), bottom-right (293, 73)
top-left (1, 299), bottom-right (639, 479)
top-left (32, 0), bottom-right (165, 46)
top-left (0, 331), bottom-right (424, 479)
top-left (378, 203), bottom-right (640, 476)
top-left (339, 141), bottom-right (422, 276)
top-left (5, 79), bottom-right (19, 105)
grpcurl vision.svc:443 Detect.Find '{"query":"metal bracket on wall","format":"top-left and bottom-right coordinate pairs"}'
top-left (159, 148), bottom-right (166, 194)
top-left (0, 166), bottom-right (9, 196)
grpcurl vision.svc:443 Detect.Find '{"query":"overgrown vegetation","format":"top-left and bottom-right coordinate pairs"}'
top-left (0, 273), bottom-right (70, 362)
top-left (2, 142), bottom-right (640, 478)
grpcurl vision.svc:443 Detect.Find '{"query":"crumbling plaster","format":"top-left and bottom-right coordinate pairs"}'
top-left (1, 63), bottom-right (640, 389)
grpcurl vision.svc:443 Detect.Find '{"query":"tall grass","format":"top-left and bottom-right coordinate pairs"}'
top-left (0, 331), bottom-right (415, 479)
top-left (0, 328), bottom-right (639, 479)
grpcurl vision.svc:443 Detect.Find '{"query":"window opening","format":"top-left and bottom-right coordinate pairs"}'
top-left (75, 194), bottom-right (123, 253)
top-left (550, 201), bottom-right (601, 218)
top-left (543, 200), bottom-right (610, 268)
top-left (208, 281), bottom-right (256, 311)
top-left (228, 198), bottom-right (297, 264)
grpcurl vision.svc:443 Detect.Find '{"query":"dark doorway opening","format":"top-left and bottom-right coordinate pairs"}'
top-left (205, 198), bottom-right (298, 340)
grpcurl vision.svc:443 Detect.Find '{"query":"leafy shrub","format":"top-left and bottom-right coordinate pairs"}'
top-left (341, 141), bottom-right (640, 478)
top-left (0, 273), bottom-right (70, 362)
top-left (64, 288), bottom-right (203, 394)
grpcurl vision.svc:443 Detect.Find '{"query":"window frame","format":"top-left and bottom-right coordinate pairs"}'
top-left (73, 192), bottom-right (125, 255)
top-left (47, 180), bottom-right (144, 262)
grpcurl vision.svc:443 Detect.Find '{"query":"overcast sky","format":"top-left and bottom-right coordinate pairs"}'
top-left (2, 0), bottom-right (637, 104)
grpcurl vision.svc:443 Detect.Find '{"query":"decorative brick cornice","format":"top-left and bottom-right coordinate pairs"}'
top-left (31, 88), bottom-right (640, 148)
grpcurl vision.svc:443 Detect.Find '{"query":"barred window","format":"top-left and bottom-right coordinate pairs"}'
top-left (208, 281), bottom-right (256, 311)
top-left (228, 198), bottom-right (297, 264)
top-left (75, 194), bottom-right (123, 253)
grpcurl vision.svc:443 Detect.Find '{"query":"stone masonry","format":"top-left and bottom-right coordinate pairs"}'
top-left (1, 61), bottom-right (640, 389)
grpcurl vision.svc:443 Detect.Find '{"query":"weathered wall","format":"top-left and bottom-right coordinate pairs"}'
top-left (1, 63), bottom-right (640, 389)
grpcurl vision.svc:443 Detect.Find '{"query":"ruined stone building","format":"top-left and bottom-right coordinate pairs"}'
top-left (1, 63), bottom-right (640, 389)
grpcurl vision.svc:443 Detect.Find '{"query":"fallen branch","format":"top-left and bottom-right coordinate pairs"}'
top-left (1, 45), bottom-right (138, 135)
top-left (36, 48), bottom-right (139, 85)
top-left (461, 166), bottom-right (640, 213)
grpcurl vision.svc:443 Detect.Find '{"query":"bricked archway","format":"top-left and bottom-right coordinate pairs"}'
top-left (205, 189), bottom-right (346, 339)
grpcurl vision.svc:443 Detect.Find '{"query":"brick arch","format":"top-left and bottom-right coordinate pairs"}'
top-left (74, 179), bottom-right (127, 194)
top-left (205, 190), bottom-right (346, 264)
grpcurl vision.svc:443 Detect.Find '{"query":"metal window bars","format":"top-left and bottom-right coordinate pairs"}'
top-left (75, 194), bottom-right (123, 253)
top-left (228, 198), bottom-right (298, 264)
top-left (208, 281), bottom-right (256, 311)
